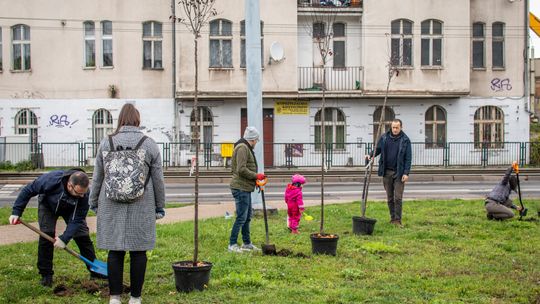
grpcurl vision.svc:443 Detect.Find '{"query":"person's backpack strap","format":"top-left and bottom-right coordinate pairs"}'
top-left (108, 135), bottom-right (115, 151)
top-left (134, 136), bottom-right (148, 150)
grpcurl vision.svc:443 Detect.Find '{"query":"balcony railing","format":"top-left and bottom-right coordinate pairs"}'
top-left (298, 66), bottom-right (363, 92)
top-left (0, 141), bottom-right (537, 169)
top-left (297, 0), bottom-right (362, 8)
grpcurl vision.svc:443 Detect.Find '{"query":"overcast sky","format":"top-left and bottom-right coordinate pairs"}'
top-left (531, 1), bottom-right (540, 57)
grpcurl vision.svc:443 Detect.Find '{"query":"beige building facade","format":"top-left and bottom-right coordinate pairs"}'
top-left (0, 0), bottom-right (533, 167)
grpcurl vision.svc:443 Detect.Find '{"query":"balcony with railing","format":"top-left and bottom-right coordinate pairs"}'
top-left (298, 66), bottom-right (363, 92)
top-left (297, 0), bottom-right (362, 14)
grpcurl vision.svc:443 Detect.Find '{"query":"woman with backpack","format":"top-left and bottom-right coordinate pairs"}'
top-left (90, 103), bottom-right (166, 304)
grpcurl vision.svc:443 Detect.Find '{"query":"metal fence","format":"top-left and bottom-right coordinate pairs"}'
top-left (298, 67), bottom-right (363, 91)
top-left (0, 141), bottom-right (537, 169)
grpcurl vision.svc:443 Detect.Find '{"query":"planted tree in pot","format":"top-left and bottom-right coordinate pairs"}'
top-left (172, 0), bottom-right (217, 292)
top-left (353, 34), bottom-right (400, 235)
top-left (303, 8), bottom-right (340, 255)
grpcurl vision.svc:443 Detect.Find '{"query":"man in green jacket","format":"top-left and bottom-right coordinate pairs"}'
top-left (228, 126), bottom-right (266, 253)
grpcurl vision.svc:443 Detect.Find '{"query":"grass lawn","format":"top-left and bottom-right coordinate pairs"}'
top-left (0, 199), bottom-right (539, 303)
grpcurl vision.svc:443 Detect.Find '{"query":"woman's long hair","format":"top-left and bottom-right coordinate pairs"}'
top-left (113, 103), bottom-right (140, 134)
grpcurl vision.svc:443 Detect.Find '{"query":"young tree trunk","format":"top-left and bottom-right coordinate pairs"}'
top-left (320, 67), bottom-right (326, 234)
top-left (193, 37), bottom-right (199, 266)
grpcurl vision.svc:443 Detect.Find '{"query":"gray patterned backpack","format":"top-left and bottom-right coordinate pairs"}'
top-left (102, 135), bottom-right (149, 203)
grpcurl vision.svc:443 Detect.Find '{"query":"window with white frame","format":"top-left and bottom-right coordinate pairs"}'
top-left (425, 106), bottom-right (446, 148)
top-left (143, 21), bottom-right (163, 69)
top-left (209, 19), bottom-right (232, 68)
top-left (474, 106), bottom-right (504, 149)
top-left (421, 19), bottom-right (443, 67)
top-left (492, 22), bottom-right (505, 69)
top-left (333, 23), bottom-right (346, 68)
top-left (92, 108), bottom-right (113, 156)
top-left (240, 20), bottom-right (264, 68)
top-left (12, 24), bottom-right (31, 71)
top-left (83, 21), bottom-right (95, 68)
top-left (190, 106), bottom-right (214, 151)
top-left (472, 22), bottom-right (485, 68)
top-left (373, 106), bottom-right (395, 143)
top-left (101, 21), bottom-right (113, 67)
top-left (15, 109), bottom-right (38, 152)
top-left (391, 19), bottom-right (413, 66)
top-left (314, 107), bottom-right (346, 150)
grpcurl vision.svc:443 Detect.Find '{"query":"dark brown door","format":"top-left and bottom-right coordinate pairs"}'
top-left (241, 108), bottom-right (274, 168)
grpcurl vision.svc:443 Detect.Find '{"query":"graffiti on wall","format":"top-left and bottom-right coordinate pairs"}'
top-left (10, 90), bottom-right (45, 99)
top-left (490, 78), bottom-right (512, 92)
top-left (48, 115), bottom-right (78, 128)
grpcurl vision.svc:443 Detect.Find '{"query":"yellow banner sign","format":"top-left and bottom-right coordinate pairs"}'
top-left (275, 101), bottom-right (309, 115)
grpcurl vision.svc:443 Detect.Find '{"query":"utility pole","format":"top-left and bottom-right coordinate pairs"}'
top-left (246, 0), bottom-right (264, 205)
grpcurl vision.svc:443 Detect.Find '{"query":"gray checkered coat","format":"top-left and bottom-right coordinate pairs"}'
top-left (90, 126), bottom-right (166, 251)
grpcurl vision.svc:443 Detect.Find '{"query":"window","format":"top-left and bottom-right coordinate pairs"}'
top-left (190, 106), bottom-right (214, 151)
top-left (209, 19), bottom-right (232, 68)
top-left (101, 21), bottom-right (113, 67)
top-left (0, 27), bottom-right (3, 71)
top-left (472, 22), bottom-right (485, 68)
top-left (143, 21), bottom-right (162, 69)
top-left (92, 109), bottom-right (113, 156)
top-left (425, 106), bottom-right (446, 148)
top-left (15, 109), bottom-right (38, 152)
top-left (83, 21), bottom-right (95, 68)
top-left (421, 19), bottom-right (442, 66)
top-left (492, 22), bottom-right (505, 69)
top-left (474, 106), bottom-right (504, 148)
top-left (314, 108), bottom-right (346, 150)
top-left (12, 24), bottom-right (31, 71)
top-left (391, 19), bottom-right (413, 66)
top-left (333, 23), bottom-right (346, 68)
top-left (373, 106), bottom-right (395, 142)
top-left (240, 21), bottom-right (264, 68)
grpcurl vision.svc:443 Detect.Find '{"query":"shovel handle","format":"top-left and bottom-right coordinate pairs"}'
top-left (19, 219), bottom-right (81, 259)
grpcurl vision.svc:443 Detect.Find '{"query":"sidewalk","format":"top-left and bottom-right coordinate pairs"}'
top-left (0, 198), bottom-right (355, 246)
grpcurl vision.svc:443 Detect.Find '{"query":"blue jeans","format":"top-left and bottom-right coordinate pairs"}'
top-left (229, 189), bottom-right (253, 246)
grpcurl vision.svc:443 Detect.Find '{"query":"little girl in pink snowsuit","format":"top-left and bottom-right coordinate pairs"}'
top-left (285, 174), bottom-right (306, 234)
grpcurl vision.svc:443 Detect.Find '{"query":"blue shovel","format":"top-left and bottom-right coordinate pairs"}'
top-left (20, 220), bottom-right (108, 277)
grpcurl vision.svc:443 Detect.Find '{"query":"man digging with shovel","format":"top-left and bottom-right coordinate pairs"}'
top-left (8, 169), bottom-right (106, 287)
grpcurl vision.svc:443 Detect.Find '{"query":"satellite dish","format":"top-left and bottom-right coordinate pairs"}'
top-left (270, 42), bottom-right (284, 62)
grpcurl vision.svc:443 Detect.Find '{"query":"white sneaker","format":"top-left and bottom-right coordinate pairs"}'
top-left (241, 243), bottom-right (260, 251)
top-left (109, 295), bottom-right (122, 304)
top-left (228, 244), bottom-right (243, 253)
top-left (129, 296), bottom-right (142, 304)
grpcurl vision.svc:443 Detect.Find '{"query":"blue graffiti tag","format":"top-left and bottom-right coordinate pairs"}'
top-left (490, 78), bottom-right (512, 92)
top-left (48, 115), bottom-right (78, 128)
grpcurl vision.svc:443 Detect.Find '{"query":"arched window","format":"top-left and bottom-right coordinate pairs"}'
top-left (373, 106), bottom-right (395, 142)
top-left (474, 106), bottom-right (504, 148)
top-left (12, 24), bottom-right (31, 71)
top-left (421, 19), bottom-right (443, 66)
top-left (15, 108), bottom-right (38, 151)
top-left (190, 106), bottom-right (214, 151)
top-left (425, 106), bottom-right (446, 148)
top-left (209, 19), bottom-right (232, 68)
top-left (314, 107), bottom-right (345, 150)
top-left (92, 109), bottom-right (113, 142)
top-left (391, 19), bottom-right (413, 66)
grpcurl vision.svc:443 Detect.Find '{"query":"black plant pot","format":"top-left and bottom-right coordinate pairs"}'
top-left (352, 216), bottom-right (377, 235)
top-left (310, 233), bottom-right (339, 256)
top-left (172, 261), bottom-right (213, 293)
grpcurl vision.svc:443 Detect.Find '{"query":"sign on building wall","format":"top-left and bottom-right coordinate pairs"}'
top-left (275, 100), bottom-right (309, 115)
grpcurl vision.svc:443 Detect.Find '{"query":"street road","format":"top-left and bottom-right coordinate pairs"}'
top-left (1, 180), bottom-right (539, 207)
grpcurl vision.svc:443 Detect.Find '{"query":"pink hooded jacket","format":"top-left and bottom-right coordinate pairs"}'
top-left (285, 184), bottom-right (304, 212)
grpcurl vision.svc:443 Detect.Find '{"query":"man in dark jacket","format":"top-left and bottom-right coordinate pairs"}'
top-left (367, 119), bottom-right (412, 226)
top-left (9, 169), bottom-right (103, 287)
top-left (485, 161), bottom-right (523, 220)
top-left (228, 126), bottom-right (266, 253)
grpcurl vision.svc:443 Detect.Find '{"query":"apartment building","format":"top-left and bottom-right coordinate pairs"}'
top-left (0, 0), bottom-right (531, 167)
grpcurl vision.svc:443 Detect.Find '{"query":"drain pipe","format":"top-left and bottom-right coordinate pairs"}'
top-left (524, 0), bottom-right (532, 114)
top-left (171, 0), bottom-right (179, 165)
